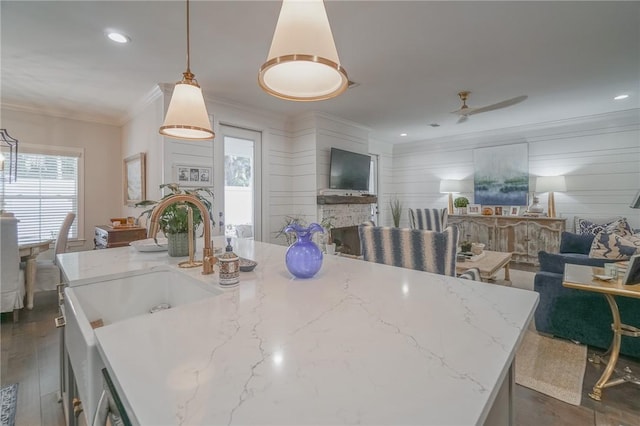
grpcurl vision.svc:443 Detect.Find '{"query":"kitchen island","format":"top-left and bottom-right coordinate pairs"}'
top-left (58, 237), bottom-right (538, 425)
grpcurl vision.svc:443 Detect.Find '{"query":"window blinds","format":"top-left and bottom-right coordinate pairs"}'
top-left (3, 152), bottom-right (79, 244)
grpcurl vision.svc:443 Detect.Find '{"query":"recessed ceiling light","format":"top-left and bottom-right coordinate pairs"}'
top-left (107, 32), bottom-right (130, 44)
top-left (614, 94), bottom-right (629, 100)
top-left (400, 133), bottom-right (408, 137)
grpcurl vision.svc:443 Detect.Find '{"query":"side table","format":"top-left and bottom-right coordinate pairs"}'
top-left (563, 263), bottom-right (640, 400)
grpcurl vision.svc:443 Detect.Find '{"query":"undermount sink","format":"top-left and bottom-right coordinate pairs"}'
top-left (64, 266), bottom-right (221, 424)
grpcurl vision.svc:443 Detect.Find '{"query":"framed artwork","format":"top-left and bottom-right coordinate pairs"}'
top-left (174, 164), bottom-right (212, 187)
top-left (622, 254), bottom-right (640, 285)
top-left (468, 204), bottom-right (481, 215)
top-left (124, 153), bottom-right (146, 206)
top-left (473, 143), bottom-right (529, 206)
top-left (494, 206), bottom-right (503, 216)
top-left (509, 206), bottom-right (521, 216)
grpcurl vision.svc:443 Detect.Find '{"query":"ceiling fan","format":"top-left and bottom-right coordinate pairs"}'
top-left (452, 91), bottom-right (528, 123)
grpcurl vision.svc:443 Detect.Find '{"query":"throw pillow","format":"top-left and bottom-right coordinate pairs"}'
top-left (589, 231), bottom-right (640, 260)
top-left (559, 231), bottom-right (595, 254)
top-left (577, 217), bottom-right (632, 236)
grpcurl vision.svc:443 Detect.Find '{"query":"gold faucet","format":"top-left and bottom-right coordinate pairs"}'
top-left (147, 194), bottom-right (215, 275)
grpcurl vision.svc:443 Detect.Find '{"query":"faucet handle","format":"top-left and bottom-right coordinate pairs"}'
top-left (202, 254), bottom-right (217, 275)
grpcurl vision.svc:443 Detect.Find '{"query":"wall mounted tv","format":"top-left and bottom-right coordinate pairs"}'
top-left (329, 147), bottom-right (371, 191)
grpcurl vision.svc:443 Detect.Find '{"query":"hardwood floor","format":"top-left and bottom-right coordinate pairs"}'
top-left (1, 290), bottom-right (639, 426)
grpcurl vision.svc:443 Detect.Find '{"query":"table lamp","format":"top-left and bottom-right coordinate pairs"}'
top-left (535, 176), bottom-right (566, 218)
top-left (440, 179), bottom-right (462, 214)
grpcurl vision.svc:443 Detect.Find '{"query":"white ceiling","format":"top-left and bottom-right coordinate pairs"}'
top-left (2, 1), bottom-right (639, 144)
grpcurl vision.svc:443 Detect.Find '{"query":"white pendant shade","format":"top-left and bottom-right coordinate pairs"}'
top-left (259, 0), bottom-right (348, 101)
top-left (160, 79), bottom-right (214, 140)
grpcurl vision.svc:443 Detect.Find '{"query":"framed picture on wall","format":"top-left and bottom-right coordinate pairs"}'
top-left (174, 164), bottom-right (212, 187)
top-left (124, 153), bottom-right (146, 206)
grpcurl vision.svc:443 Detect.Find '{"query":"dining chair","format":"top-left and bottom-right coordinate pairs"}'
top-left (408, 208), bottom-right (448, 232)
top-left (358, 222), bottom-right (458, 276)
top-left (31, 212), bottom-right (75, 306)
top-left (1, 213), bottom-right (25, 320)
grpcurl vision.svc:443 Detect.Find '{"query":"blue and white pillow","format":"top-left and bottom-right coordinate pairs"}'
top-left (589, 231), bottom-right (640, 260)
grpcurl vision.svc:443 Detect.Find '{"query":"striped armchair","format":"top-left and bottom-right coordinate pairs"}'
top-left (408, 208), bottom-right (448, 232)
top-left (358, 223), bottom-right (458, 276)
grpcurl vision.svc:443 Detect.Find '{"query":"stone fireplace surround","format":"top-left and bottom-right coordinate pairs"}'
top-left (317, 195), bottom-right (377, 256)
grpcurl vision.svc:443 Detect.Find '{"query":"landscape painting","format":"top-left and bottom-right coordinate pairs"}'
top-left (473, 143), bottom-right (528, 206)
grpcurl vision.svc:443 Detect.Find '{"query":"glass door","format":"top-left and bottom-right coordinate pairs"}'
top-left (219, 125), bottom-right (262, 240)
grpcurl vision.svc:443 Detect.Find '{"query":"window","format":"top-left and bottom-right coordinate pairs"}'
top-left (2, 146), bottom-right (83, 244)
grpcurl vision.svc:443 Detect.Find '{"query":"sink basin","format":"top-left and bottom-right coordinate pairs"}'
top-left (64, 267), bottom-right (221, 424)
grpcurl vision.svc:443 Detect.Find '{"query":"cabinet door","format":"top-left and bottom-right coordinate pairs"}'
top-left (496, 218), bottom-right (528, 262)
top-left (449, 215), bottom-right (495, 249)
top-left (526, 219), bottom-right (565, 261)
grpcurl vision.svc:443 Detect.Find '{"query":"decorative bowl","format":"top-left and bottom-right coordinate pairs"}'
top-left (239, 257), bottom-right (258, 272)
top-left (471, 243), bottom-right (485, 255)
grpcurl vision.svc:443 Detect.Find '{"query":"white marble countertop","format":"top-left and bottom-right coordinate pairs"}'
top-left (58, 237), bottom-right (538, 425)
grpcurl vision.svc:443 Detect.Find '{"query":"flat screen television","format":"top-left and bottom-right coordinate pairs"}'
top-left (329, 147), bottom-right (371, 191)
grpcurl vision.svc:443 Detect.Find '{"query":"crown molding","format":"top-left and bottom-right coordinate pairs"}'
top-left (119, 85), bottom-right (164, 125)
top-left (1, 102), bottom-right (120, 127)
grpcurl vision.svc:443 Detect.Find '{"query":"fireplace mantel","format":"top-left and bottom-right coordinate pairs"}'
top-left (317, 195), bottom-right (377, 205)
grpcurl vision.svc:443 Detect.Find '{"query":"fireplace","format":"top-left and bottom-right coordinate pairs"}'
top-left (331, 225), bottom-right (361, 256)
top-left (318, 196), bottom-right (377, 257)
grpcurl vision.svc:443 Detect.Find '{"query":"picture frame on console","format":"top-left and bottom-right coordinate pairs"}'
top-left (622, 254), bottom-right (640, 285)
top-left (509, 206), bottom-right (520, 216)
top-left (494, 206), bottom-right (503, 216)
top-left (468, 204), bottom-right (481, 215)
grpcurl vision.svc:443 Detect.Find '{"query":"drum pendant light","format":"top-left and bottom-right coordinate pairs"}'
top-left (159, 0), bottom-right (214, 140)
top-left (259, 0), bottom-right (348, 102)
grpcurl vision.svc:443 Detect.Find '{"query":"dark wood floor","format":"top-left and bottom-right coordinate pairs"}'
top-left (2, 291), bottom-right (639, 426)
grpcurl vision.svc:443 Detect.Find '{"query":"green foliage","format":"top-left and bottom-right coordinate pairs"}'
top-left (136, 183), bottom-right (214, 235)
top-left (454, 196), bottom-right (469, 208)
top-left (275, 215), bottom-right (306, 245)
top-left (320, 215), bottom-right (337, 244)
top-left (390, 197), bottom-right (403, 227)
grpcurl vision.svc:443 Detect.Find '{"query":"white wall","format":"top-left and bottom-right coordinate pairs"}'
top-left (392, 109), bottom-right (640, 230)
top-left (369, 138), bottom-right (394, 226)
top-left (121, 86), bottom-right (291, 243)
top-left (0, 107), bottom-right (122, 252)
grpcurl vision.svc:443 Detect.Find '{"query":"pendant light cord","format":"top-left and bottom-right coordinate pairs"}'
top-left (185, 0), bottom-right (191, 75)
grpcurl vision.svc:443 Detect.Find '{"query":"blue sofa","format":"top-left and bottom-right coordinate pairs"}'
top-left (534, 232), bottom-right (640, 359)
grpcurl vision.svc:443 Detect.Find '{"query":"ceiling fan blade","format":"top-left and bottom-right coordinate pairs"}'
top-left (464, 95), bottom-right (528, 116)
top-left (457, 115), bottom-right (468, 124)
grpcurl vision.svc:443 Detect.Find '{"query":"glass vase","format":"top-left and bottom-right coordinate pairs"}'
top-left (284, 223), bottom-right (324, 278)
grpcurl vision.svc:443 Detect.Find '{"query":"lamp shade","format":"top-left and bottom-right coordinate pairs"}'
top-left (160, 79), bottom-right (214, 140)
top-left (258, 0), bottom-right (348, 101)
top-left (439, 179), bottom-right (462, 194)
top-left (536, 175), bottom-right (566, 193)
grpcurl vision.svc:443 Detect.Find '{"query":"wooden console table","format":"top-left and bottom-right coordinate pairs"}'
top-left (94, 225), bottom-right (147, 249)
top-left (448, 215), bottom-right (566, 265)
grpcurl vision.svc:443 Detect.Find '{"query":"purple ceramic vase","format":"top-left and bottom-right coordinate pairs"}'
top-left (284, 223), bottom-right (324, 278)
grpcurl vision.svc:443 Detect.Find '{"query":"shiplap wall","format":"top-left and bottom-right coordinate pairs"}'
top-left (392, 109), bottom-right (640, 230)
top-left (122, 86), bottom-right (292, 243)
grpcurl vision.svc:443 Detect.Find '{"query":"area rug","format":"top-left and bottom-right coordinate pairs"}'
top-left (515, 330), bottom-right (586, 405)
top-left (0, 383), bottom-right (18, 426)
